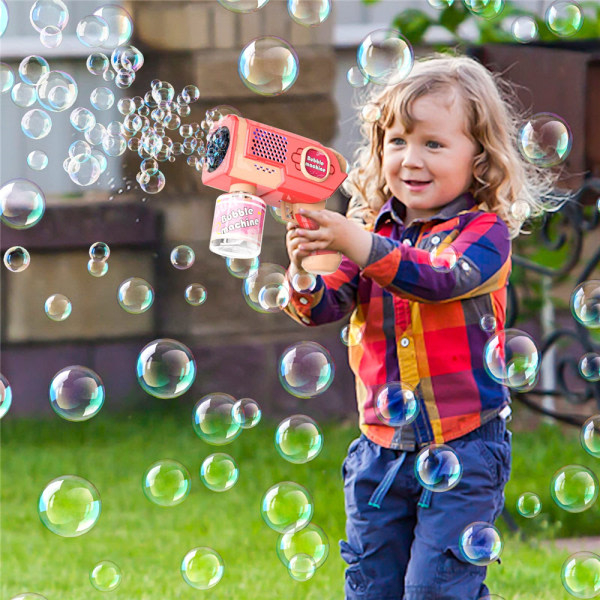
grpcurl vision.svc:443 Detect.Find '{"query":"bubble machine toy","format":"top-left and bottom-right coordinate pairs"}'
top-left (202, 114), bottom-right (348, 275)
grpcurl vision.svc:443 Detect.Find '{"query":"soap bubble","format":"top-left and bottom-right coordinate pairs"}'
top-left (361, 102), bottom-right (381, 123)
top-left (9, 596), bottom-right (48, 600)
top-left (0, 374), bottom-right (12, 419)
top-left (69, 140), bottom-right (91, 161)
top-left (21, 109), bottom-right (52, 139)
top-left (275, 415), bottom-right (323, 464)
top-left (546, 1), bottom-right (583, 38)
top-left (0, 179), bottom-right (45, 229)
top-left (3, 246), bottom-right (30, 273)
top-left (94, 4), bottom-right (133, 48)
top-left (138, 170), bottom-right (166, 194)
top-left (91, 149), bottom-right (108, 173)
top-left (427, 0), bottom-right (455, 6)
top-left (49, 365), bottom-right (104, 421)
top-left (36, 70), bottom-right (77, 112)
top-left (0, 0), bottom-right (7, 37)
top-left (151, 81), bottom-right (174, 103)
top-left (510, 200), bottom-right (531, 221)
top-left (181, 547), bottom-right (224, 590)
top-left (518, 113), bottom-right (572, 167)
top-left (103, 69), bottom-right (115, 82)
top-left (561, 551), bottom-right (600, 598)
top-left (86, 52), bottom-right (109, 75)
top-left (579, 353), bottom-right (600, 382)
top-left (200, 453), bottom-right (239, 492)
top-left (374, 381), bottom-right (419, 427)
top-left (261, 481), bottom-right (313, 533)
top-left (70, 107), bottom-right (95, 132)
top-left (192, 393), bottom-right (242, 445)
top-left (480, 314), bottom-right (497, 332)
top-left (571, 281), bottom-right (600, 329)
top-left (287, 554), bottom-right (316, 581)
top-left (512, 15), bottom-right (538, 43)
top-left (90, 86), bottom-right (114, 110)
top-left (11, 82), bottom-right (37, 107)
top-left (341, 323), bottom-right (363, 347)
top-left (277, 522), bottom-right (329, 571)
top-left (30, 0), bottom-right (68, 33)
top-left (238, 36), bottom-right (299, 96)
top-left (136, 338), bottom-right (196, 399)
top-left (90, 560), bottom-right (122, 591)
top-left (68, 155), bottom-right (102, 186)
top-left (19, 55), bottom-right (49, 85)
top-left (40, 25), bottom-right (62, 48)
top-left (287, 0), bottom-right (331, 26)
top-left (45, 293), bottom-right (71, 321)
top-left (483, 328), bottom-right (540, 389)
top-left (89, 241), bottom-right (110, 261)
top-left (429, 243), bottom-right (458, 272)
top-left (581, 416), bottom-right (600, 457)
top-left (27, 150), bottom-right (48, 171)
top-left (181, 84), bottom-right (200, 103)
top-left (38, 475), bottom-right (101, 537)
top-left (459, 522), bottom-right (503, 566)
top-left (551, 465), bottom-right (598, 513)
top-left (142, 459), bottom-right (191, 506)
top-left (232, 397), bottom-right (261, 428)
top-left (291, 271), bottom-right (317, 293)
top-left (278, 341), bottom-right (335, 398)
top-left (76, 15), bottom-right (109, 47)
top-left (463, 0), bottom-right (504, 19)
top-left (243, 263), bottom-right (290, 313)
top-left (415, 444), bottom-right (462, 492)
top-left (516, 492), bottom-right (542, 518)
top-left (0, 62), bottom-right (13, 93)
top-left (347, 66), bottom-right (368, 87)
top-left (102, 134), bottom-right (127, 157)
top-left (226, 256), bottom-right (259, 279)
top-left (111, 45), bottom-right (144, 72)
top-left (118, 277), bottom-right (154, 314)
top-left (170, 245), bottom-right (195, 269)
top-left (87, 259), bottom-right (108, 277)
top-left (185, 284), bottom-right (207, 306)
top-left (357, 29), bottom-right (413, 86)
top-left (217, 0), bottom-right (270, 13)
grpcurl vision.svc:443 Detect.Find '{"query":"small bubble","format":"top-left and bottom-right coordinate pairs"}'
top-left (3, 246), bottom-right (30, 272)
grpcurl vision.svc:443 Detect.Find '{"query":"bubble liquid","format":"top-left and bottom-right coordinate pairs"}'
top-left (209, 191), bottom-right (266, 259)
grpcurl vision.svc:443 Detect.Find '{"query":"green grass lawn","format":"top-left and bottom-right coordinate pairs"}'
top-left (1, 404), bottom-right (599, 600)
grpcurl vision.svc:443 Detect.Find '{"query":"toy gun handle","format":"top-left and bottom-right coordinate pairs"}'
top-left (281, 199), bottom-right (342, 275)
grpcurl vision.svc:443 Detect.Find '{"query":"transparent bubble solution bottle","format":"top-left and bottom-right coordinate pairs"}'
top-left (203, 114), bottom-right (348, 275)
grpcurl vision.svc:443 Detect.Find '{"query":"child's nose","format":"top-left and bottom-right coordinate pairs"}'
top-left (401, 145), bottom-right (424, 168)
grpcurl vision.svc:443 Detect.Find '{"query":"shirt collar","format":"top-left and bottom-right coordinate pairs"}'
top-left (374, 192), bottom-right (477, 232)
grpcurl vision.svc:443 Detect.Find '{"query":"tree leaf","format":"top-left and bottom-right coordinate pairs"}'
top-left (392, 10), bottom-right (432, 46)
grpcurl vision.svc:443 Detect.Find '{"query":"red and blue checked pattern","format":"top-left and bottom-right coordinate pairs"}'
top-left (285, 194), bottom-right (512, 450)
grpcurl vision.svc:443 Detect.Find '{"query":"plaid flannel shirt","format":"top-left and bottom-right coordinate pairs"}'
top-left (285, 193), bottom-right (512, 450)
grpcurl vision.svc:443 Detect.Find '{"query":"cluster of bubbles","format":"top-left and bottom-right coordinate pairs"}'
top-left (218, 0), bottom-right (331, 27)
top-left (88, 241), bottom-right (110, 277)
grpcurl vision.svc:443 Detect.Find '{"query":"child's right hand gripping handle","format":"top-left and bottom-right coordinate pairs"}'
top-left (290, 201), bottom-right (342, 275)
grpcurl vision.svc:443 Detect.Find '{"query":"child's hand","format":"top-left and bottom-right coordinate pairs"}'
top-left (291, 209), bottom-right (373, 268)
top-left (285, 221), bottom-right (311, 274)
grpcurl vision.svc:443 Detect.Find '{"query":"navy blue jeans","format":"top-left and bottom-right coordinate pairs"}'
top-left (340, 417), bottom-right (512, 600)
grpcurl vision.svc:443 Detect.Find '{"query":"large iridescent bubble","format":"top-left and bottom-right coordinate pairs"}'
top-left (49, 365), bottom-right (104, 421)
top-left (357, 29), bottom-right (413, 86)
top-left (136, 338), bottom-right (196, 399)
top-left (36, 70), bottom-right (77, 112)
top-left (0, 179), bottom-right (45, 229)
top-left (192, 393), bottom-right (242, 445)
top-left (278, 341), bottom-right (334, 398)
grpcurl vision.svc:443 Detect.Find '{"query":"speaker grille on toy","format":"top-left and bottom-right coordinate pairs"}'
top-left (250, 127), bottom-right (287, 164)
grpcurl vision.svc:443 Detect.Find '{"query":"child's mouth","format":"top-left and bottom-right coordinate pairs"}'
top-left (403, 180), bottom-right (432, 190)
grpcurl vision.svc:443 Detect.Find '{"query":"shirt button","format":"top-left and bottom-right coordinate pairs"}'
top-left (299, 297), bottom-right (309, 305)
top-left (402, 239), bottom-right (412, 246)
top-left (400, 337), bottom-right (410, 347)
top-left (460, 260), bottom-right (471, 272)
top-left (431, 235), bottom-right (440, 245)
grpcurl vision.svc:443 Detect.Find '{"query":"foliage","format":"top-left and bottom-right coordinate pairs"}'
top-left (361, 0), bottom-right (600, 47)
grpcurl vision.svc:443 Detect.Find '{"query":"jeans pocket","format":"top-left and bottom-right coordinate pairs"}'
top-left (475, 438), bottom-right (511, 487)
top-left (342, 435), bottom-right (364, 480)
top-left (340, 540), bottom-right (367, 593)
top-left (437, 545), bottom-right (487, 581)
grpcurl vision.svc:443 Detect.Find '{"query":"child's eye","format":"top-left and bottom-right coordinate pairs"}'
top-left (389, 138), bottom-right (405, 146)
top-left (426, 140), bottom-right (442, 149)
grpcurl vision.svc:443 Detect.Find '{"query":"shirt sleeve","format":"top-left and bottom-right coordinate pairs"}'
top-left (361, 212), bottom-right (511, 303)
top-left (284, 256), bottom-right (361, 326)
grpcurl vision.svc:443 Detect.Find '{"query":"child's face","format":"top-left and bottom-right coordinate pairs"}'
top-left (382, 92), bottom-right (478, 222)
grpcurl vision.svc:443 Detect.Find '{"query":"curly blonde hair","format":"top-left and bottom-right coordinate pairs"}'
top-left (344, 53), bottom-right (567, 238)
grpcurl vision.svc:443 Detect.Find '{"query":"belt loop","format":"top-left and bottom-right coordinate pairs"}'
top-left (368, 452), bottom-right (407, 509)
top-left (418, 487), bottom-right (432, 509)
